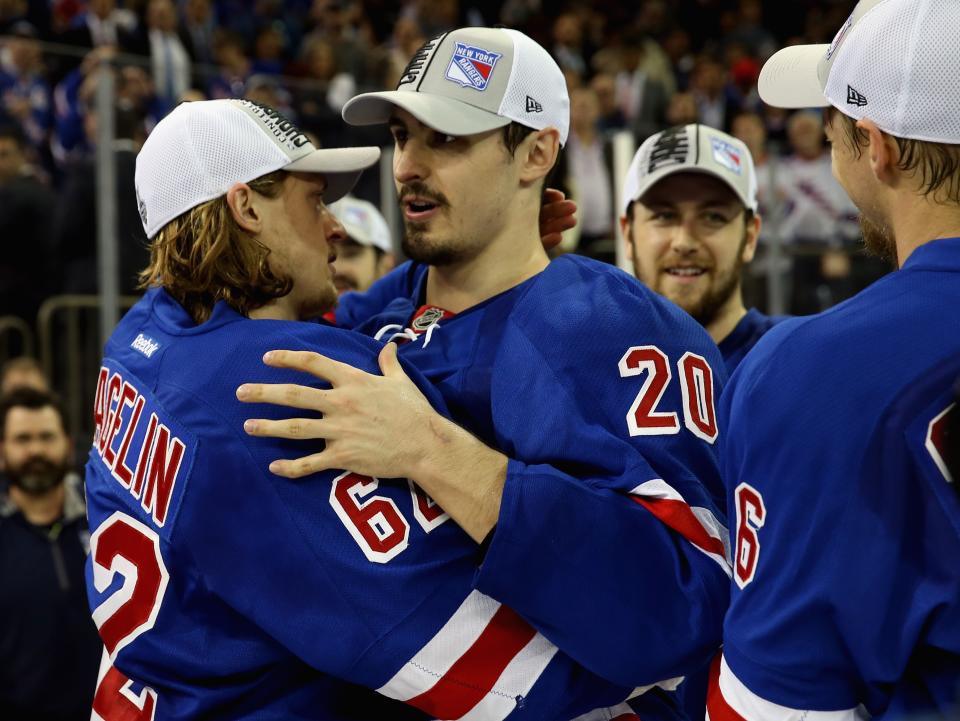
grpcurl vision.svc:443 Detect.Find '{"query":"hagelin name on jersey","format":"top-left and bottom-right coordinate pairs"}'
top-left (237, 99), bottom-right (311, 152)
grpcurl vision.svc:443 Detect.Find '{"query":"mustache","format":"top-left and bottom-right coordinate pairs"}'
top-left (397, 181), bottom-right (449, 208)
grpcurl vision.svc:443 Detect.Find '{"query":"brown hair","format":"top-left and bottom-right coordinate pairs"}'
top-left (138, 170), bottom-right (291, 324)
top-left (832, 108), bottom-right (960, 204)
top-left (0, 387), bottom-right (67, 438)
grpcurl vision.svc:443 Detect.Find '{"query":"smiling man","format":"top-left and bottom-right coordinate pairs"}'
top-left (328, 194), bottom-right (395, 294)
top-left (622, 124), bottom-right (781, 375)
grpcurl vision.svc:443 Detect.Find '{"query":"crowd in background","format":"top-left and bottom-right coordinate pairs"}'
top-left (0, 0), bottom-right (894, 336)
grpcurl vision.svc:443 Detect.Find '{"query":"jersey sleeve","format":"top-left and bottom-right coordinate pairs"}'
top-left (473, 273), bottom-right (731, 690)
top-left (333, 261), bottom-right (419, 329)
top-left (711, 341), bottom-right (960, 717)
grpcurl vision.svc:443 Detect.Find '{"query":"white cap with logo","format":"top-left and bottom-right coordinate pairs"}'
top-left (758, 0), bottom-right (960, 144)
top-left (622, 124), bottom-right (758, 215)
top-left (342, 27), bottom-right (570, 146)
top-left (328, 195), bottom-right (393, 253)
top-left (135, 99), bottom-right (381, 239)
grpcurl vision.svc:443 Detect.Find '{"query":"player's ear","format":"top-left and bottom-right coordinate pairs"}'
top-left (226, 182), bottom-right (264, 234)
top-left (858, 118), bottom-right (898, 186)
top-left (620, 215), bottom-right (635, 261)
top-left (519, 128), bottom-right (560, 185)
top-left (742, 211), bottom-right (761, 264)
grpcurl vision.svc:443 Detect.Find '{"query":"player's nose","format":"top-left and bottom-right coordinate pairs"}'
top-left (394, 142), bottom-right (428, 184)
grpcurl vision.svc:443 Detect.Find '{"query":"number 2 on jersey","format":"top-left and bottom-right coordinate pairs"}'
top-left (619, 346), bottom-right (718, 442)
top-left (89, 511), bottom-right (168, 720)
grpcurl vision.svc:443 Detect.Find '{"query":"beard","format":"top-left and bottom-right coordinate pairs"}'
top-left (682, 256), bottom-right (744, 326)
top-left (6, 456), bottom-right (69, 496)
top-left (634, 231), bottom-right (747, 326)
top-left (398, 181), bottom-right (473, 267)
top-left (859, 215), bottom-right (897, 266)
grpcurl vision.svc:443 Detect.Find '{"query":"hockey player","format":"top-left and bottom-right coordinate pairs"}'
top-left (85, 99), bottom-right (667, 721)
top-left (238, 27), bottom-right (732, 717)
top-left (620, 124), bottom-right (783, 375)
top-left (705, 0), bottom-right (960, 718)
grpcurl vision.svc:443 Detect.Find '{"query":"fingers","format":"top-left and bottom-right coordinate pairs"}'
top-left (261, 350), bottom-right (360, 386)
top-left (542, 187), bottom-right (566, 204)
top-left (243, 416), bottom-right (329, 441)
top-left (267, 452), bottom-right (334, 479)
top-left (540, 198), bottom-right (578, 222)
top-left (378, 342), bottom-right (403, 378)
top-left (236, 382), bottom-right (331, 412)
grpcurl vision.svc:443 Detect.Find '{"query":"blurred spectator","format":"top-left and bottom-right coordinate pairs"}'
top-left (615, 32), bottom-right (668, 141)
top-left (0, 387), bottom-right (102, 721)
top-left (561, 86), bottom-right (615, 259)
top-left (0, 356), bottom-right (48, 395)
top-left (306, 0), bottom-right (368, 82)
top-left (54, 104), bottom-right (148, 295)
top-left (116, 63), bottom-right (165, 133)
top-left (661, 27), bottom-right (696, 90)
top-left (58, 0), bottom-right (138, 51)
top-left (125, 0), bottom-right (191, 107)
top-left (689, 56), bottom-right (732, 130)
top-left (778, 110), bottom-right (859, 246)
top-left (251, 21), bottom-right (287, 75)
top-left (590, 72), bottom-right (626, 133)
top-left (665, 90), bottom-right (698, 126)
top-left (329, 194), bottom-right (395, 294)
top-left (0, 124), bottom-right (55, 325)
top-left (726, 0), bottom-right (777, 60)
top-left (295, 35), bottom-right (355, 146)
top-left (380, 15), bottom-right (424, 88)
top-left (207, 28), bottom-right (251, 98)
top-left (731, 110), bottom-right (776, 239)
top-left (552, 12), bottom-right (587, 78)
top-left (0, 21), bottom-right (52, 159)
top-left (178, 0), bottom-right (216, 65)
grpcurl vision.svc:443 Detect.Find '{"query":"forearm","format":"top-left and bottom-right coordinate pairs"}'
top-left (408, 413), bottom-right (507, 543)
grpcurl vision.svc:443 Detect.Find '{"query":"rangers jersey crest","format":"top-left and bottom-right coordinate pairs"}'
top-left (445, 42), bottom-right (502, 90)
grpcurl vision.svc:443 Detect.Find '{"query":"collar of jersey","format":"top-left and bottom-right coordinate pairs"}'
top-left (149, 287), bottom-right (247, 335)
top-left (411, 262), bottom-right (544, 319)
top-left (901, 236), bottom-right (960, 272)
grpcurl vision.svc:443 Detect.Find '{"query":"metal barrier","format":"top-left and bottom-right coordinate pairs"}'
top-left (0, 316), bottom-right (35, 365)
top-left (38, 295), bottom-right (140, 445)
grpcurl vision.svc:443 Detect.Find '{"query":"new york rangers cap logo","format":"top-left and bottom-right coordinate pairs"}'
top-left (711, 138), bottom-right (743, 175)
top-left (445, 42), bottom-right (502, 91)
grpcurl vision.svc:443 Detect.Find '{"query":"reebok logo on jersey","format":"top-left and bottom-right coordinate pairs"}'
top-left (131, 333), bottom-right (161, 358)
top-left (846, 85), bottom-right (867, 107)
top-left (526, 96), bottom-right (543, 113)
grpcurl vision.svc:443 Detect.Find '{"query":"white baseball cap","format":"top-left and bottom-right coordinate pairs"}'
top-left (342, 27), bottom-right (570, 146)
top-left (622, 124), bottom-right (758, 216)
top-left (328, 195), bottom-right (392, 253)
top-left (135, 99), bottom-right (381, 239)
top-left (758, 0), bottom-right (960, 143)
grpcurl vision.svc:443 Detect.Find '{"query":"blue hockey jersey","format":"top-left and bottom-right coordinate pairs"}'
top-left (336, 254), bottom-right (733, 711)
top-left (707, 238), bottom-right (960, 720)
top-left (717, 308), bottom-right (784, 376)
top-left (85, 287), bottom-right (673, 721)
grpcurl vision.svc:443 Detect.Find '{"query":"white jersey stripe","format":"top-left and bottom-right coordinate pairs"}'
top-left (456, 632), bottom-right (559, 721)
top-left (378, 590), bottom-right (501, 701)
top-left (630, 479), bottom-right (733, 576)
top-left (714, 655), bottom-right (866, 721)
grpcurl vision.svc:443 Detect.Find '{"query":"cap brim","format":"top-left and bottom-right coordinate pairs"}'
top-left (343, 91), bottom-right (510, 136)
top-left (758, 44), bottom-right (831, 109)
top-left (285, 146), bottom-right (381, 203)
top-left (632, 167), bottom-right (756, 214)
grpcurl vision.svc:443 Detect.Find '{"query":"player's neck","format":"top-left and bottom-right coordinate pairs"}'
top-left (424, 213), bottom-right (548, 313)
top-left (707, 294), bottom-right (748, 345)
top-left (9, 483), bottom-right (65, 527)
top-left (889, 196), bottom-right (960, 267)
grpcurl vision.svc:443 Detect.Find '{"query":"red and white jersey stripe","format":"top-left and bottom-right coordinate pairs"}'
top-left (706, 654), bottom-right (865, 721)
top-left (629, 479), bottom-right (732, 576)
top-left (378, 590), bottom-right (558, 721)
